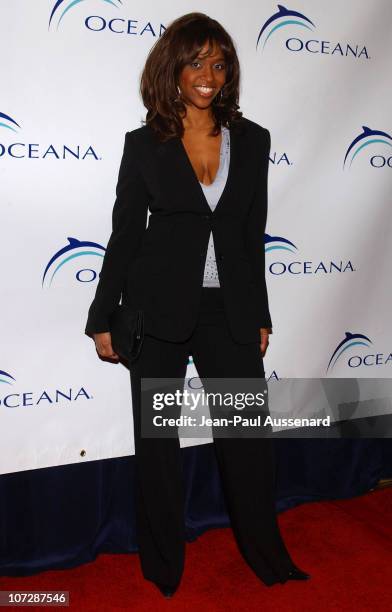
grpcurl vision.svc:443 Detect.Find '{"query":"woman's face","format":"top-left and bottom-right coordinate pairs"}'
top-left (177, 40), bottom-right (227, 110)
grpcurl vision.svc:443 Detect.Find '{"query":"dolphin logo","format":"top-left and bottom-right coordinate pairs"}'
top-left (343, 126), bottom-right (392, 169)
top-left (327, 332), bottom-right (372, 372)
top-left (0, 111), bottom-right (21, 134)
top-left (49, 0), bottom-right (123, 30)
top-left (265, 233), bottom-right (298, 254)
top-left (42, 237), bottom-right (105, 287)
top-left (256, 4), bottom-right (316, 50)
top-left (0, 370), bottom-right (16, 386)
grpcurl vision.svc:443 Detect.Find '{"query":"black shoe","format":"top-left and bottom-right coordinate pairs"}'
top-left (153, 581), bottom-right (179, 598)
top-left (287, 566), bottom-right (311, 580)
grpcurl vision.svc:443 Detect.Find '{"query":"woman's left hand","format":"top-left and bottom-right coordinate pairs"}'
top-left (259, 327), bottom-right (272, 357)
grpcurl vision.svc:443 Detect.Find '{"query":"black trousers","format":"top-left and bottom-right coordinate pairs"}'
top-left (130, 287), bottom-right (296, 587)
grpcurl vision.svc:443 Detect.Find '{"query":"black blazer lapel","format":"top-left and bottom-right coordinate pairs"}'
top-left (154, 121), bottom-right (245, 217)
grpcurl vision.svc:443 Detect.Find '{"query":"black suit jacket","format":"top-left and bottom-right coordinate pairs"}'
top-left (85, 116), bottom-right (272, 344)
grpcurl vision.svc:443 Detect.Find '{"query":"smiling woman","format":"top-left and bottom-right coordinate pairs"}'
top-left (140, 12), bottom-right (242, 142)
top-left (85, 11), bottom-right (310, 599)
top-left (179, 45), bottom-right (226, 101)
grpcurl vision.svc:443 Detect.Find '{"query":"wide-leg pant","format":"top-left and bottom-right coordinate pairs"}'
top-left (130, 287), bottom-right (296, 587)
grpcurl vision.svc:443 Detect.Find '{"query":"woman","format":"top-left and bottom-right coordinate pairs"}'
top-left (85, 12), bottom-right (310, 598)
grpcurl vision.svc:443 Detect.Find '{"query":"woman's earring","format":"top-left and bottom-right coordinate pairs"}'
top-left (174, 84), bottom-right (182, 103)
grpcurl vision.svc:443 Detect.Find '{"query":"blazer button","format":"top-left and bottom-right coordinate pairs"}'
top-left (202, 214), bottom-right (211, 220)
top-left (218, 254), bottom-right (224, 261)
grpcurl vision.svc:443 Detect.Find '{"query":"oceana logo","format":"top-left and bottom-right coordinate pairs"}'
top-left (265, 234), bottom-right (356, 275)
top-left (49, 0), bottom-right (123, 30)
top-left (269, 147), bottom-right (291, 166)
top-left (42, 237), bottom-right (105, 288)
top-left (0, 369), bottom-right (91, 408)
top-left (343, 126), bottom-right (392, 170)
top-left (0, 111), bottom-right (21, 134)
top-left (327, 332), bottom-right (392, 373)
top-left (257, 4), bottom-right (370, 60)
top-left (48, 0), bottom-right (166, 37)
top-left (0, 111), bottom-right (100, 160)
top-left (0, 370), bottom-right (16, 386)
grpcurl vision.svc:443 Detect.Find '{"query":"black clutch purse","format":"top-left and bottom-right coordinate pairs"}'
top-left (108, 305), bottom-right (144, 365)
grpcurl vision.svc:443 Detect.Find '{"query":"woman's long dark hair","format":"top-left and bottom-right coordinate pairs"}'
top-left (140, 12), bottom-right (243, 141)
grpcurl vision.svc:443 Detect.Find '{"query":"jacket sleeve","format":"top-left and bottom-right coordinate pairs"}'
top-left (85, 131), bottom-right (149, 337)
top-left (245, 127), bottom-right (272, 329)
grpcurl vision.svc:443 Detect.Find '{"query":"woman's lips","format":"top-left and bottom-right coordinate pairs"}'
top-left (194, 85), bottom-right (215, 98)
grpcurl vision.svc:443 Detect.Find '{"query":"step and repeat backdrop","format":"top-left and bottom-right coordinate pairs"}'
top-left (1, 1), bottom-right (391, 474)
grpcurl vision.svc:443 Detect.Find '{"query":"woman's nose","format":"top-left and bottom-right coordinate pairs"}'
top-left (200, 63), bottom-right (214, 82)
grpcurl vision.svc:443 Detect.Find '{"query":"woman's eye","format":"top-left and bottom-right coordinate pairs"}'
top-left (189, 61), bottom-right (225, 70)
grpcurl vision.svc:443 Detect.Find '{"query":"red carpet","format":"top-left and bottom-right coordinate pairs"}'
top-left (1, 487), bottom-right (391, 611)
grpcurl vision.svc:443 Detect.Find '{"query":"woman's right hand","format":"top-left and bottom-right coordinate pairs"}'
top-left (93, 332), bottom-right (119, 361)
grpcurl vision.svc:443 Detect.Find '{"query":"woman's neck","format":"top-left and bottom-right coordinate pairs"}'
top-left (181, 105), bottom-right (215, 132)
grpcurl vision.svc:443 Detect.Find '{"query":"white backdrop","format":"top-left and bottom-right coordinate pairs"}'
top-left (1, 1), bottom-right (391, 474)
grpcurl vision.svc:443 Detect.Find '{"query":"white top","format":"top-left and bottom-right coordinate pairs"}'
top-left (199, 126), bottom-right (230, 287)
